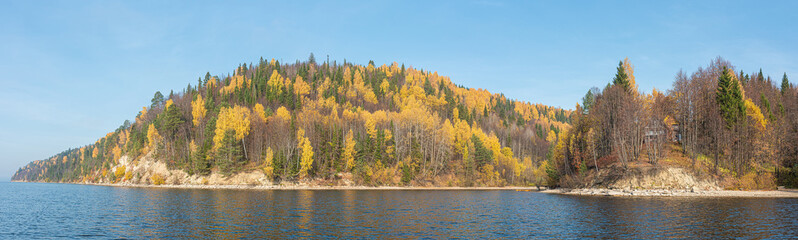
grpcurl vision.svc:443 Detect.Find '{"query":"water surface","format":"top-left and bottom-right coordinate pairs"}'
top-left (1, 182), bottom-right (797, 238)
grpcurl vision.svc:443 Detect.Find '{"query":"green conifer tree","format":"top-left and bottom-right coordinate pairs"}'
top-left (216, 130), bottom-right (243, 176)
top-left (716, 67), bottom-right (745, 129)
top-left (612, 61), bottom-right (630, 91)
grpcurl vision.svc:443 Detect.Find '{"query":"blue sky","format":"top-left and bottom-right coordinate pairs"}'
top-left (1, 0), bottom-right (796, 180)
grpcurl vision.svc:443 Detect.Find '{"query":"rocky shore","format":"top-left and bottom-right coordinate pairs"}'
top-left (544, 188), bottom-right (798, 198)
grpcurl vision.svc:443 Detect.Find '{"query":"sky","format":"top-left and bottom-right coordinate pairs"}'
top-left (1, 0), bottom-right (796, 180)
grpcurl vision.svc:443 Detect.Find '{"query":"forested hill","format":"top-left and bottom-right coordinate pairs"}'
top-left (12, 56), bottom-right (572, 186)
top-left (545, 57), bottom-right (798, 190)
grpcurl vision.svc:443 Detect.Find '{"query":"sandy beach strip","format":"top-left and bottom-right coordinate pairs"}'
top-left (72, 182), bottom-right (545, 191)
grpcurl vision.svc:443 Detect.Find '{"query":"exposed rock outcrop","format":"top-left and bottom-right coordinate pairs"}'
top-left (107, 153), bottom-right (271, 186)
top-left (580, 165), bottom-right (720, 191)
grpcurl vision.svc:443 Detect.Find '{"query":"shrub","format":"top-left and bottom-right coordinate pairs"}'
top-left (114, 166), bottom-right (126, 180)
top-left (776, 166), bottom-right (798, 188)
top-left (150, 173), bottom-right (165, 185)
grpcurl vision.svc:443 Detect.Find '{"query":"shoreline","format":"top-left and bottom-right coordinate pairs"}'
top-left (12, 180), bottom-right (546, 191)
top-left (98, 183), bottom-right (544, 191)
top-left (12, 181), bottom-right (798, 197)
top-left (543, 188), bottom-right (798, 198)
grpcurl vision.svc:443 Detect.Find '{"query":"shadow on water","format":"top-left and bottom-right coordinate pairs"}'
top-left (1, 182), bottom-right (797, 238)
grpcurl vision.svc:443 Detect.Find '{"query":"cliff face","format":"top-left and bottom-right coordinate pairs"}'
top-left (579, 165), bottom-right (720, 191)
top-left (111, 153), bottom-right (271, 186)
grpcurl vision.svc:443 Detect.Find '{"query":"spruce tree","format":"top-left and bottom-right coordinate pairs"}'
top-left (716, 67), bottom-right (745, 129)
top-left (761, 94), bottom-right (774, 121)
top-left (471, 135), bottom-right (493, 170)
top-left (612, 60), bottom-right (630, 91)
top-left (217, 130), bottom-right (242, 176)
top-left (192, 143), bottom-right (210, 176)
top-left (782, 73), bottom-right (790, 95)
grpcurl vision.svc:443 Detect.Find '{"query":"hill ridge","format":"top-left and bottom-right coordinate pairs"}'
top-left (12, 57), bottom-right (571, 187)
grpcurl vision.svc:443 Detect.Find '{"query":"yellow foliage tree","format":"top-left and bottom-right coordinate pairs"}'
top-left (623, 57), bottom-right (638, 93)
top-left (112, 145), bottom-right (122, 162)
top-left (744, 99), bottom-right (767, 129)
top-left (206, 76), bottom-right (218, 89)
top-left (297, 128), bottom-right (314, 179)
top-left (380, 79), bottom-right (390, 93)
top-left (213, 105), bottom-right (251, 151)
top-left (454, 117), bottom-right (472, 161)
top-left (263, 147), bottom-right (274, 178)
top-left (362, 90), bottom-right (378, 105)
top-left (365, 114), bottom-right (377, 140)
top-left (221, 74), bottom-right (250, 94)
top-left (294, 75), bottom-right (310, 96)
top-left (343, 67), bottom-right (352, 85)
top-left (191, 95), bottom-right (206, 126)
top-left (147, 123), bottom-right (161, 152)
top-left (343, 129), bottom-right (356, 171)
top-left (275, 106), bottom-right (291, 122)
top-left (253, 103), bottom-right (268, 122)
top-left (442, 119), bottom-right (455, 147)
top-left (268, 70), bottom-right (283, 94)
top-left (546, 129), bottom-right (557, 143)
top-left (136, 106), bottom-right (148, 124)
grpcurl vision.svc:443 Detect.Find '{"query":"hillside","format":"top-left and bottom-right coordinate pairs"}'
top-left (12, 56), bottom-right (572, 187)
top-left (545, 57), bottom-right (798, 190)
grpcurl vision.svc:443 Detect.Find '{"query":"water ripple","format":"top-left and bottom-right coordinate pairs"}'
top-left (1, 183), bottom-right (798, 238)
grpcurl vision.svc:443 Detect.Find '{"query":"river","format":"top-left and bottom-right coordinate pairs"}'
top-left (1, 182), bottom-right (796, 238)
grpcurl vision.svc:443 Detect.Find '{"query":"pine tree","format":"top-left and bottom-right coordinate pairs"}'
top-left (161, 103), bottom-right (184, 136)
top-left (783, 73), bottom-right (790, 95)
top-left (151, 91), bottom-right (164, 109)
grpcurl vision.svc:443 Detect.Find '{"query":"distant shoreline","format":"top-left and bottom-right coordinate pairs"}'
top-left (543, 188), bottom-right (798, 198)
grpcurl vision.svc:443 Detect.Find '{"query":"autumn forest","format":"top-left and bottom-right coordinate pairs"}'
top-left (12, 55), bottom-right (570, 186)
top-left (11, 55), bottom-right (798, 189)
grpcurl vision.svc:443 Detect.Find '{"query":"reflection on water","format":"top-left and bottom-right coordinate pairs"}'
top-left (1, 182), bottom-right (797, 239)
